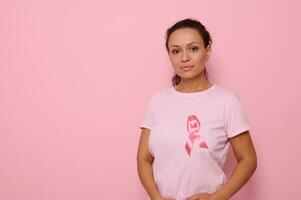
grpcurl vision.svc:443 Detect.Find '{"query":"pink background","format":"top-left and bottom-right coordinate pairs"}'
top-left (0, 0), bottom-right (300, 199)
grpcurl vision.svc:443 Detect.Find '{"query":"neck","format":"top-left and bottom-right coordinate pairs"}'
top-left (175, 71), bottom-right (212, 93)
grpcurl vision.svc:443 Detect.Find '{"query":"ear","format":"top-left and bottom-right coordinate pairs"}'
top-left (205, 41), bottom-right (212, 61)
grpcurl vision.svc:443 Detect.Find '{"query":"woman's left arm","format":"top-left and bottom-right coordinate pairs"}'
top-left (209, 130), bottom-right (257, 200)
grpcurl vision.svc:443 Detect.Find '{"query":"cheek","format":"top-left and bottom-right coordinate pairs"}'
top-left (193, 52), bottom-right (207, 62)
top-left (169, 56), bottom-right (180, 66)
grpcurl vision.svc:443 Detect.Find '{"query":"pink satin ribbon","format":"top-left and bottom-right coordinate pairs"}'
top-left (185, 114), bottom-right (208, 156)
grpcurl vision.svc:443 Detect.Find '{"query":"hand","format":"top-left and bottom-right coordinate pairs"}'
top-left (153, 196), bottom-right (175, 200)
top-left (186, 192), bottom-right (211, 200)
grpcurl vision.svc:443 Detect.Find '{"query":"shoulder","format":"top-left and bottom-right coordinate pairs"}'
top-left (209, 85), bottom-right (247, 111)
top-left (213, 84), bottom-right (236, 97)
top-left (144, 86), bottom-right (174, 111)
top-left (147, 87), bottom-right (170, 104)
top-left (213, 85), bottom-right (247, 113)
top-left (214, 84), bottom-right (242, 100)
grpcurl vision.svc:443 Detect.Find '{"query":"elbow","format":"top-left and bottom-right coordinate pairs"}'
top-left (137, 152), bottom-right (154, 165)
top-left (246, 153), bottom-right (258, 173)
top-left (238, 152), bottom-right (257, 173)
top-left (253, 154), bottom-right (258, 172)
top-left (249, 157), bottom-right (257, 174)
top-left (251, 149), bottom-right (258, 171)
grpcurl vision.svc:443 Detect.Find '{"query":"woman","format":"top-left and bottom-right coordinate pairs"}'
top-left (137, 18), bottom-right (257, 200)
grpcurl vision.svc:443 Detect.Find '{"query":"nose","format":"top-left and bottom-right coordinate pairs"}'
top-left (181, 50), bottom-right (191, 62)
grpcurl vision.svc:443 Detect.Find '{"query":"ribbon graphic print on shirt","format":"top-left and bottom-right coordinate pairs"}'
top-left (185, 114), bottom-right (208, 156)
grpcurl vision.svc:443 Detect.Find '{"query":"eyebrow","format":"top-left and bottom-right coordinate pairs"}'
top-left (170, 42), bottom-right (199, 48)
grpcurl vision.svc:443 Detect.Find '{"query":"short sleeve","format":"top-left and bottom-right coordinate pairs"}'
top-left (225, 93), bottom-right (251, 138)
top-left (139, 95), bottom-right (156, 130)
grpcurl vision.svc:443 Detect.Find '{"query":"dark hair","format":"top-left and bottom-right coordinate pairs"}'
top-left (165, 18), bottom-right (212, 86)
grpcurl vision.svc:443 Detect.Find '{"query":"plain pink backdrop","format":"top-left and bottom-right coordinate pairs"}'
top-left (0, 0), bottom-right (300, 199)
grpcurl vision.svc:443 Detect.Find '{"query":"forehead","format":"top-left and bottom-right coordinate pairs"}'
top-left (168, 28), bottom-right (204, 47)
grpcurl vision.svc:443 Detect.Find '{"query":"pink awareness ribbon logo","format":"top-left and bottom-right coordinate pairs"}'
top-left (185, 114), bottom-right (208, 156)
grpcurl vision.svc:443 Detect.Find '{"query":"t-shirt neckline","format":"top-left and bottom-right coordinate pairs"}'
top-left (170, 84), bottom-right (216, 97)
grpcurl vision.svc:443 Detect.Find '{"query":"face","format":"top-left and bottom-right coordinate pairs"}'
top-left (167, 28), bottom-right (211, 80)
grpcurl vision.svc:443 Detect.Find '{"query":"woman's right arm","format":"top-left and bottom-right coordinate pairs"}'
top-left (136, 128), bottom-right (168, 200)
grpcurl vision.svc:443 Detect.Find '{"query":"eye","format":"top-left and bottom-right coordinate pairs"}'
top-left (171, 49), bottom-right (180, 55)
top-left (190, 46), bottom-right (199, 52)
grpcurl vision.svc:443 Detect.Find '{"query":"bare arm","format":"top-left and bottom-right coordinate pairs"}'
top-left (210, 130), bottom-right (257, 200)
top-left (137, 128), bottom-right (162, 200)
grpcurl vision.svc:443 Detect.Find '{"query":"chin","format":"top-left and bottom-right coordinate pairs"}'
top-left (178, 73), bottom-right (197, 80)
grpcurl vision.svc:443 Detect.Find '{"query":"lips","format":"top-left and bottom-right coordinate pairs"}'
top-left (180, 65), bottom-right (194, 71)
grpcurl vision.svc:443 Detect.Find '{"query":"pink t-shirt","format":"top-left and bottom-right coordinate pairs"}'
top-left (139, 84), bottom-right (251, 200)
